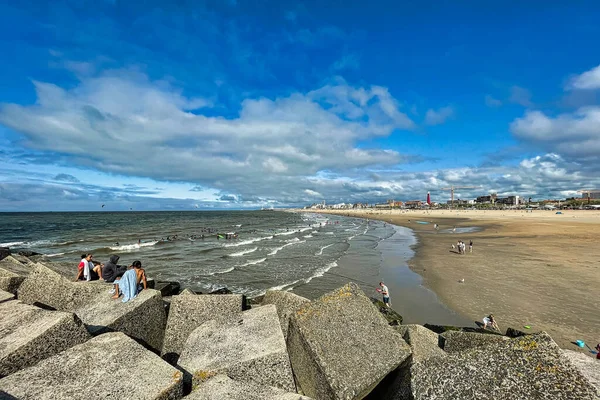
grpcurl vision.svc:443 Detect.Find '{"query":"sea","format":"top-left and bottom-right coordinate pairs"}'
top-left (0, 210), bottom-right (472, 325)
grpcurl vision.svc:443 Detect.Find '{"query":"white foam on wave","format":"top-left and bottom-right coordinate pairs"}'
top-left (316, 243), bottom-right (334, 256)
top-left (267, 279), bottom-right (301, 291)
top-left (47, 252), bottom-right (65, 257)
top-left (223, 236), bottom-right (273, 247)
top-left (240, 258), bottom-right (266, 267)
top-left (229, 247), bottom-right (258, 257)
top-left (277, 230), bottom-right (297, 236)
top-left (304, 261), bottom-right (338, 284)
top-left (0, 241), bottom-right (25, 247)
top-left (299, 227), bottom-right (312, 232)
top-left (110, 240), bottom-right (159, 251)
top-left (206, 266), bottom-right (235, 276)
top-left (303, 234), bottom-right (313, 238)
top-left (285, 237), bottom-right (301, 243)
top-left (268, 240), bottom-right (306, 256)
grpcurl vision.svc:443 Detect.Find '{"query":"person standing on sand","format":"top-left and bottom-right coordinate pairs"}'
top-left (469, 240), bottom-right (473, 253)
top-left (376, 282), bottom-right (391, 307)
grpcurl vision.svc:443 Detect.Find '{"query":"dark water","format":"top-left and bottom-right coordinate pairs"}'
top-left (0, 211), bottom-right (399, 298)
top-left (0, 211), bottom-right (472, 325)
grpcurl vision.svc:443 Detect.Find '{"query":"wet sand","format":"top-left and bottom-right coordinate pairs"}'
top-left (301, 209), bottom-right (600, 351)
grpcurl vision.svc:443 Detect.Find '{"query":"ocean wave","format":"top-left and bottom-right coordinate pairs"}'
top-left (229, 247), bottom-right (258, 257)
top-left (268, 240), bottom-right (306, 256)
top-left (47, 252), bottom-right (66, 257)
top-left (277, 230), bottom-right (297, 236)
top-left (3, 239), bottom-right (57, 248)
top-left (240, 258), bottom-right (266, 267)
top-left (223, 236), bottom-right (273, 247)
top-left (0, 241), bottom-right (25, 247)
top-left (299, 227), bottom-right (312, 232)
top-left (109, 240), bottom-right (159, 251)
top-left (303, 234), bottom-right (313, 238)
top-left (315, 243), bottom-right (334, 256)
top-left (285, 237), bottom-right (301, 243)
top-left (205, 266), bottom-right (235, 276)
top-left (267, 279), bottom-right (301, 292)
top-left (304, 261), bottom-right (338, 284)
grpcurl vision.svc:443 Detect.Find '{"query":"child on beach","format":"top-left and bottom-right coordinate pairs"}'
top-left (483, 314), bottom-right (499, 331)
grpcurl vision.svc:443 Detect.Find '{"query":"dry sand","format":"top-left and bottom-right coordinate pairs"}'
top-left (301, 208), bottom-right (600, 351)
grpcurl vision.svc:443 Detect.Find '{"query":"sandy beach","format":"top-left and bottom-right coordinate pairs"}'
top-left (301, 209), bottom-right (600, 350)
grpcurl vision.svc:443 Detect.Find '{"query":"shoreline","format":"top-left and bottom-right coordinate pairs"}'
top-left (296, 209), bottom-right (600, 350)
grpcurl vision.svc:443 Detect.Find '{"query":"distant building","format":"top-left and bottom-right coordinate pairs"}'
top-left (405, 200), bottom-right (424, 209)
top-left (476, 194), bottom-right (497, 204)
top-left (582, 192), bottom-right (600, 200)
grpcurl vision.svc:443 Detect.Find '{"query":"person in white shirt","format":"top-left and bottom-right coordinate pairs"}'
top-left (377, 282), bottom-right (391, 307)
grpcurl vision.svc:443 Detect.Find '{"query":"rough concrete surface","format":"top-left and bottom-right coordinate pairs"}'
top-left (0, 332), bottom-right (183, 400)
top-left (0, 260), bottom-right (27, 295)
top-left (440, 330), bottom-right (509, 353)
top-left (162, 293), bottom-right (243, 363)
top-left (390, 332), bottom-right (598, 400)
top-left (0, 300), bottom-right (90, 377)
top-left (262, 290), bottom-right (310, 340)
top-left (0, 256), bottom-right (32, 276)
top-left (18, 263), bottom-right (107, 311)
top-left (287, 283), bottom-right (411, 400)
top-left (562, 350), bottom-right (600, 396)
top-left (185, 374), bottom-right (311, 400)
top-left (75, 288), bottom-right (166, 352)
top-left (395, 324), bottom-right (445, 361)
top-left (0, 289), bottom-right (15, 304)
top-left (178, 304), bottom-right (295, 392)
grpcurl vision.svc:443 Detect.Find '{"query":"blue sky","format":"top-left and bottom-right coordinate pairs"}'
top-left (1, 1), bottom-right (600, 211)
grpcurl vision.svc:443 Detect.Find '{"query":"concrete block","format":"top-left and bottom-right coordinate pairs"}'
top-left (17, 263), bottom-right (107, 311)
top-left (562, 350), bottom-right (600, 396)
top-left (287, 283), bottom-right (411, 400)
top-left (262, 290), bottom-right (310, 340)
top-left (178, 305), bottom-right (294, 392)
top-left (0, 332), bottom-right (184, 400)
top-left (75, 289), bottom-right (166, 352)
top-left (0, 300), bottom-right (90, 377)
top-left (185, 374), bottom-right (311, 400)
top-left (162, 293), bottom-right (243, 363)
top-left (395, 324), bottom-right (446, 361)
top-left (440, 330), bottom-right (509, 353)
top-left (391, 333), bottom-right (598, 400)
top-left (0, 289), bottom-right (14, 303)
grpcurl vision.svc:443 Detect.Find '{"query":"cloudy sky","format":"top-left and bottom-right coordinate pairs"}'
top-left (1, 1), bottom-right (600, 211)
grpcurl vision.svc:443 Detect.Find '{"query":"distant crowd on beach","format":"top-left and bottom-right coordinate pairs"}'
top-left (74, 254), bottom-right (147, 302)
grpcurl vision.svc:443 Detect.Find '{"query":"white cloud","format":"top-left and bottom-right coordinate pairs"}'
top-left (0, 69), bottom-right (417, 204)
top-left (568, 64), bottom-right (600, 90)
top-left (424, 106), bottom-right (454, 125)
top-left (511, 107), bottom-right (600, 157)
top-left (304, 189), bottom-right (322, 197)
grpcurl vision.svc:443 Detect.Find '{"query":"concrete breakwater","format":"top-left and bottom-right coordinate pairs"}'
top-left (0, 250), bottom-right (598, 399)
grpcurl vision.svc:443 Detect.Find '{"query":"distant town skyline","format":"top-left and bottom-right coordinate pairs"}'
top-left (1, 2), bottom-right (600, 211)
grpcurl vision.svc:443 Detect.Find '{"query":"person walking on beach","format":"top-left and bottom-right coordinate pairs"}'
top-left (469, 240), bottom-right (473, 253)
top-left (376, 282), bottom-right (391, 307)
